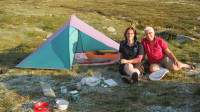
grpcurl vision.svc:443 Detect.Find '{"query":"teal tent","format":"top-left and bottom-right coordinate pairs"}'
top-left (16, 14), bottom-right (119, 69)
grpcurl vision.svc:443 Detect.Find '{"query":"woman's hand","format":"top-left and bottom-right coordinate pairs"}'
top-left (121, 59), bottom-right (128, 64)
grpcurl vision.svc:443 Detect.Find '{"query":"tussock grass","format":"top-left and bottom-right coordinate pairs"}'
top-left (0, 88), bottom-right (28, 110)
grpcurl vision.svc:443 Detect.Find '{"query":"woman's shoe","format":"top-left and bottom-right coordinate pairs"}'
top-left (132, 72), bottom-right (138, 84)
top-left (121, 76), bottom-right (131, 84)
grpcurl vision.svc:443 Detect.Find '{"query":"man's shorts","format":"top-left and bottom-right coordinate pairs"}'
top-left (150, 56), bottom-right (175, 71)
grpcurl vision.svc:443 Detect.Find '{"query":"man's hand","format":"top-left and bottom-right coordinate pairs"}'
top-left (174, 60), bottom-right (181, 69)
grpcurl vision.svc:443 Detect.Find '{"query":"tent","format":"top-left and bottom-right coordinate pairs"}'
top-left (16, 14), bottom-right (119, 70)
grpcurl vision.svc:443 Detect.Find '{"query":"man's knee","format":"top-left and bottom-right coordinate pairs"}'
top-left (150, 67), bottom-right (159, 73)
top-left (150, 68), bottom-right (155, 73)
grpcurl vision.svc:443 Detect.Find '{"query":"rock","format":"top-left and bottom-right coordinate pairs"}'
top-left (194, 32), bottom-right (200, 36)
top-left (146, 105), bottom-right (186, 112)
top-left (197, 17), bottom-right (200, 20)
top-left (46, 14), bottom-right (53, 17)
top-left (46, 33), bottom-right (53, 38)
top-left (142, 91), bottom-right (156, 96)
top-left (175, 35), bottom-right (196, 43)
top-left (102, 26), bottom-right (107, 29)
top-left (34, 6), bottom-right (40, 9)
top-left (107, 27), bottom-right (116, 32)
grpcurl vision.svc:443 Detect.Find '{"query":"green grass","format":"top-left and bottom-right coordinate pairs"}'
top-left (0, 0), bottom-right (200, 111)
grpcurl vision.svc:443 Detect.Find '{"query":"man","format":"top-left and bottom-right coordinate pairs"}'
top-left (141, 26), bottom-right (195, 73)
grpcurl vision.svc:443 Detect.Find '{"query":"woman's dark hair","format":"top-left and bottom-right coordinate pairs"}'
top-left (124, 27), bottom-right (137, 41)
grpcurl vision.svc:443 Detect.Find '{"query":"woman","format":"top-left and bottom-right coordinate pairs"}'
top-left (119, 26), bottom-right (144, 84)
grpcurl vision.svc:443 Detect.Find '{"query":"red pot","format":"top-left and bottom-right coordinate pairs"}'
top-left (33, 102), bottom-right (50, 112)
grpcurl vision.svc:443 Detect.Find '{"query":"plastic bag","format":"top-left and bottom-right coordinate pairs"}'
top-left (81, 77), bottom-right (100, 86)
top-left (40, 82), bottom-right (56, 97)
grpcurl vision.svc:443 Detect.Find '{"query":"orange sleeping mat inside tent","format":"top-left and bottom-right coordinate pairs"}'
top-left (73, 52), bottom-right (120, 65)
top-left (85, 52), bottom-right (116, 60)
